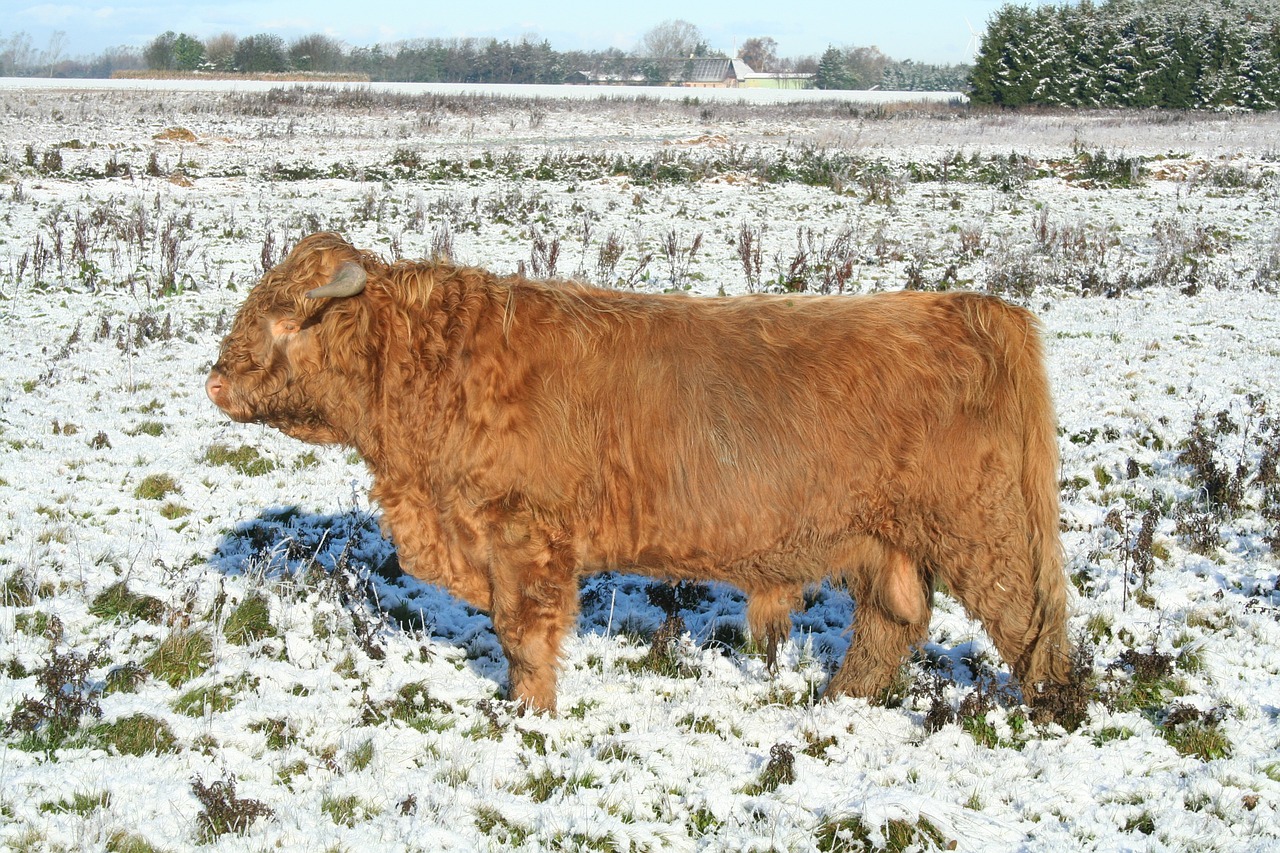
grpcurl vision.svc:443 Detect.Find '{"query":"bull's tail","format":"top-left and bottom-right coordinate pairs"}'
top-left (962, 295), bottom-right (1071, 689)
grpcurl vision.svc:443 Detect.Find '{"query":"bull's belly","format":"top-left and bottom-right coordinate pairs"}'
top-left (579, 540), bottom-right (837, 590)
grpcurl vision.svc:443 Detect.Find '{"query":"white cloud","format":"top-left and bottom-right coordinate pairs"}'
top-left (17, 4), bottom-right (82, 25)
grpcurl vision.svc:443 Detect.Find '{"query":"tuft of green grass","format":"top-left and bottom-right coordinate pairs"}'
top-left (475, 805), bottom-right (531, 846)
top-left (159, 501), bottom-right (191, 520)
top-left (368, 681), bottom-right (453, 732)
top-left (223, 594), bottom-right (276, 645)
top-left (1160, 705), bottom-right (1232, 761)
top-left (801, 731), bottom-right (839, 759)
top-left (134, 473), bottom-right (179, 501)
top-left (126, 421), bottom-right (165, 437)
top-left (3, 568), bottom-right (37, 606)
top-left (1104, 648), bottom-right (1184, 714)
top-left (815, 814), bottom-right (951, 852)
top-left (689, 805), bottom-right (721, 835)
top-left (1092, 726), bottom-right (1136, 747)
top-left (145, 629), bottom-right (212, 687)
top-left (740, 743), bottom-right (796, 795)
top-left (595, 742), bottom-right (639, 763)
top-left (274, 759), bottom-right (310, 789)
top-left (39, 791), bottom-right (110, 815)
top-left (203, 443), bottom-right (277, 476)
top-left (321, 794), bottom-right (379, 827)
top-left (249, 718), bottom-right (295, 751)
top-left (103, 662), bottom-right (148, 695)
top-left (516, 767), bottom-right (599, 803)
top-left (519, 727), bottom-right (548, 756)
top-left (90, 581), bottom-right (165, 623)
top-left (348, 739), bottom-right (375, 772)
top-left (1084, 612), bottom-right (1112, 643)
top-left (90, 713), bottom-right (178, 756)
top-left (105, 830), bottom-right (163, 853)
top-left (1123, 812), bottom-right (1157, 835)
top-left (625, 613), bottom-right (697, 679)
top-left (176, 679), bottom-right (245, 716)
top-left (14, 610), bottom-right (52, 636)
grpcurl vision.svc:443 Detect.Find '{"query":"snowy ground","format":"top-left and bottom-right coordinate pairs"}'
top-left (0, 77), bottom-right (967, 105)
top-left (0, 82), bottom-right (1279, 851)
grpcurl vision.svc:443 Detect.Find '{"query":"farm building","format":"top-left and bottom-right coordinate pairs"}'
top-left (682, 57), bottom-right (813, 89)
top-left (566, 58), bottom-right (813, 88)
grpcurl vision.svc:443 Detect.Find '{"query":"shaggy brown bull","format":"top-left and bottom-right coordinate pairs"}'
top-left (207, 232), bottom-right (1070, 712)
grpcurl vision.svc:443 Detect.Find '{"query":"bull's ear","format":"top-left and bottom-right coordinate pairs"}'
top-left (306, 262), bottom-right (367, 299)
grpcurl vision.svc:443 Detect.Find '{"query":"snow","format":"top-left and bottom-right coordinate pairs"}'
top-left (0, 76), bottom-right (967, 105)
top-left (1, 80), bottom-right (1279, 851)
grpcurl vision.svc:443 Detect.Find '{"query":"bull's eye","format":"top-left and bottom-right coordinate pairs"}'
top-left (273, 317), bottom-right (301, 336)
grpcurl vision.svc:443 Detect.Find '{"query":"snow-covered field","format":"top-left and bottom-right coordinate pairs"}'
top-left (1, 82), bottom-right (1279, 851)
top-left (0, 77), bottom-right (967, 106)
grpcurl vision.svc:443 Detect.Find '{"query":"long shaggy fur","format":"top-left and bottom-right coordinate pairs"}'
top-left (208, 232), bottom-right (1071, 712)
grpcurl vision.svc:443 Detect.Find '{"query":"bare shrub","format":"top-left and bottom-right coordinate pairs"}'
top-left (1251, 230), bottom-right (1280, 291)
top-left (772, 228), bottom-right (812, 292)
top-left (6, 617), bottom-right (103, 751)
top-left (617, 244), bottom-right (654, 289)
top-left (1146, 216), bottom-right (1230, 294)
top-left (660, 229), bottom-right (703, 288)
top-left (737, 222), bottom-right (764, 292)
top-left (596, 231), bottom-right (624, 285)
top-left (1106, 504), bottom-right (1162, 607)
top-left (528, 228), bottom-right (560, 279)
top-left (813, 226), bottom-right (859, 293)
top-left (430, 222), bottom-right (455, 262)
top-left (191, 774), bottom-right (273, 841)
top-left (157, 212), bottom-right (196, 295)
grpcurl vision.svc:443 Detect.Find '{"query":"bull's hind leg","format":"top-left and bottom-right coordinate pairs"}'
top-left (826, 543), bottom-right (932, 700)
top-left (937, 543), bottom-right (1053, 692)
top-left (746, 585), bottom-right (803, 672)
top-left (930, 496), bottom-right (1069, 695)
top-left (486, 516), bottom-right (579, 713)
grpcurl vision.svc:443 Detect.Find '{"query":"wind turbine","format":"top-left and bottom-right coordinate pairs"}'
top-left (965, 17), bottom-right (983, 60)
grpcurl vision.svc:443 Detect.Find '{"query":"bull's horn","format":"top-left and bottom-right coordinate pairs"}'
top-left (306, 262), bottom-right (367, 299)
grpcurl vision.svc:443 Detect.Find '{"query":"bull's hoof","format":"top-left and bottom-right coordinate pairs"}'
top-left (508, 689), bottom-right (556, 716)
top-left (823, 664), bottom-right (905, 706)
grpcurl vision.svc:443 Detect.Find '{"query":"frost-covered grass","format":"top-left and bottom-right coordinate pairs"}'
top-left (1, 84), bottom-right (1279, 851)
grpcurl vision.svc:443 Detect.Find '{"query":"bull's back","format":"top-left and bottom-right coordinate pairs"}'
top-left (479, 287), bottom-right (1014, 569)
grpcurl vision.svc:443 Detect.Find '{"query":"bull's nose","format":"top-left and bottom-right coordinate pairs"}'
top-left (205, 370), bottom-right (225, 405)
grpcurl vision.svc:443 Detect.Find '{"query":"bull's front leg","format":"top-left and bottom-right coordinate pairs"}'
top-left (486, 514), bottom-right (579, 713)
top-left (746, 585), bottom-right (802, 672)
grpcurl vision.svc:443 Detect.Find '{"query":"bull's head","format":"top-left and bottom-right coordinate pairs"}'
top-left (206, 233), bottom-right (373, 446)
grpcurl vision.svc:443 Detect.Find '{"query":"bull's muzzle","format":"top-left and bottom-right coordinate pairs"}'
top-left (205, 369), bottom-right (228, 408)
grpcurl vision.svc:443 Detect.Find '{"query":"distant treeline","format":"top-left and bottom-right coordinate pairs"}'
top-left (0, 27), bottom-right (971, 91)
top-left (971, 0), bottom-right (1280, 109)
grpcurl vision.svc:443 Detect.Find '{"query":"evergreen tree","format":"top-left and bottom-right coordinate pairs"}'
top-left (173, 34), bottom-right (204, 71)
top-left (969, 0), bottom-right (1280, 109)
top-left (815, 46), bottom-right (852, 89)
top-left (969, 5), bottom-right (1035, 105)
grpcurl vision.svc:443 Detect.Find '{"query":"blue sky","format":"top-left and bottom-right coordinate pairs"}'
top-left (11, 1), bottom-right (1012, 65)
